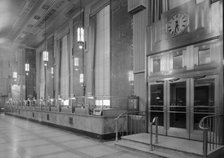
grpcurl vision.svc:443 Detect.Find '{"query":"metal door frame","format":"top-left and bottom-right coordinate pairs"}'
top-left (148, 75), bottom-right (219, 140)
top-left (189, 75), bottom-right (219, 141)
top-left (148, 81), bottom-right (166, 135)
top-left (166, 78), bottom-right (190, 138)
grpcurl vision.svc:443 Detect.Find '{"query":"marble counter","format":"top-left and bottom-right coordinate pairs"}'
top-left (6, 107), bottom-right (126, 139)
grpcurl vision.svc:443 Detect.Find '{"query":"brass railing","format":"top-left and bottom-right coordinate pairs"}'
top-left (150, 116), bottom-right (158, 150)
top-left (115, 111), bottom-right (146, 141)
top-left (199, 114), bottom-right (224, 158)
top-left (115, 111), bottom-right (159, 151)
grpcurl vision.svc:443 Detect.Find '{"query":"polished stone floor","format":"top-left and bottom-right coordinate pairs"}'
top-left (0, 114), bottom-right (147, 158)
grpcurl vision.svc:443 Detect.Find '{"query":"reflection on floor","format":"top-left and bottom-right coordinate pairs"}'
top-left (0, 114), bottom-right (148, 158)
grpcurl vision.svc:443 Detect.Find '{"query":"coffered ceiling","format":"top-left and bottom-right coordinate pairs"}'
top-left (0, 0), bottom-right (92, 48)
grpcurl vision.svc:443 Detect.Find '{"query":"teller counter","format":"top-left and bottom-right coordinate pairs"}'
top-left (5, 106), bottom-right (126, 139)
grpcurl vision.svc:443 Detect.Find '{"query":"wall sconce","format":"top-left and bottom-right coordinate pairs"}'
top-left (25, 63), bottom-right (30, 75)
top-left (128, 70), bottom-right (134, 82)
top-left (51, 67), bottom-right (54, 78)
top-left (51, 67), bottom-right (54, 74)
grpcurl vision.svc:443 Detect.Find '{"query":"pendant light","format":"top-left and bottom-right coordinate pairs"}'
top-left (13, 72), bottom-right (18, 79)
top-left (25, 62), bottom-right (30, 76)
top-left (43, 18), bottom-right (49, 66)
top-left (74, 57), bottom-right (79, 67)
top-left (77, 0), bottom-right (84, 49)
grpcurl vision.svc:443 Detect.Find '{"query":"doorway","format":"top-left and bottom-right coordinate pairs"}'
top-left (148, 75), bottom-right (218, 140)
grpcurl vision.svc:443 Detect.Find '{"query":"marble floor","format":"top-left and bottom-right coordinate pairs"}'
top-left (0, 114), bottom-right (148, 158)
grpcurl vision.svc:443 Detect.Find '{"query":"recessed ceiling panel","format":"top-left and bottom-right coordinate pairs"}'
top-left (42, 4), bottom-right (50, 10)
top-left (33, 15), bottom-right (41, 20)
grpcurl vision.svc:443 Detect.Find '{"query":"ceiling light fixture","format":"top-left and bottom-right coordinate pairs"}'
top-left (25, 62), bottom-right (30, 76)
top-left (13, 72), bottom-right (18, 79)
top-left (43, 18), bottom-right (49, 66)
top-left (77, 0), bottom-right (84, 49)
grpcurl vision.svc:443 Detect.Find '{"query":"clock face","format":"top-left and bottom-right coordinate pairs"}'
top-left (167, 13), bottom-right (189, 37)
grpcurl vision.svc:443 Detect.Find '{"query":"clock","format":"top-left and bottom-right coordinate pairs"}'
top-left (167, 13), bottom-right (189, 37)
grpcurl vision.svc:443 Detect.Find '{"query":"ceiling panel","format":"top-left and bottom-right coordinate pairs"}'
top-left (8, 0), bottom-right (96, 48)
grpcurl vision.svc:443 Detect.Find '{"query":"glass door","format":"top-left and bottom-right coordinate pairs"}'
top-left (149, 82), bottom-right (166, 135)
top-left (190, 75), bottom-right (218, 140)
top-left (167, 79), bottom-right (189, 138)
top-left (148, 75), bottom-right (219, 140)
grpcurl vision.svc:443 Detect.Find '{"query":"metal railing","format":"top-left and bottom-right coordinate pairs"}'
top-left (115, 111), bottom-right (146, 141)
top-left (199, 114), bottom-right (224, 158)
top-left (150, 116), bottom-right (158, 150)
top-left (115, 111), bottom-right (159, 151)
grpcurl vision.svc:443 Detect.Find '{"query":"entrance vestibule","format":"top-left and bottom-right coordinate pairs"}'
top-left (149, 75), bottom-right (218, 140)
